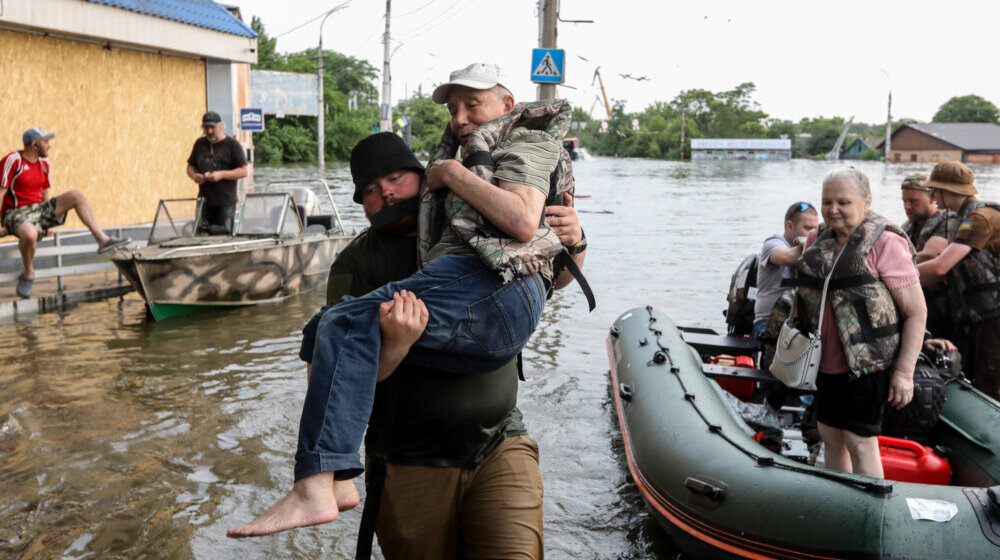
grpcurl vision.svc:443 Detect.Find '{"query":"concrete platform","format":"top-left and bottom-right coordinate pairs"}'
top-left (0, 269), bottom-right (134, 323)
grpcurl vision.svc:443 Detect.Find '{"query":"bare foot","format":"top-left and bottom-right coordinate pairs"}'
top-left (227, 472), bottom-right (340, 538)
top-left (335, 479), bottom-right (360, 511)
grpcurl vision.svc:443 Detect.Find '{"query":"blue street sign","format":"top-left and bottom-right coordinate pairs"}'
top-left (530, 49), bottom-right (565, 84)
top-left (239, 108), bottom-right (265, 131)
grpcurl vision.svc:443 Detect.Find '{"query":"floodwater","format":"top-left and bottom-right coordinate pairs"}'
top-left (3, 158), bottom-right (1000, 559)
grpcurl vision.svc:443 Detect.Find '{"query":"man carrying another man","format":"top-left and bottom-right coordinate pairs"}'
top-left (228, 63), bottom-right (586, 559)
top-left (317, 128), bottom-right (582, 559)
top-left (185, 111), bottom-right (248, 235)
top-left (1, 126), bottom-right (130, 298)
top-left (917, 162), bottom-right (1000, 400)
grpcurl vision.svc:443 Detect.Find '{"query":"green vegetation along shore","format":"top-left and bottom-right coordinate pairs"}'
top-left (250, 18), bottom-right (1000, 163)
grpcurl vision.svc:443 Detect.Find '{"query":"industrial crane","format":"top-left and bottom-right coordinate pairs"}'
top-left (592, 67), bottom-right (613, 120)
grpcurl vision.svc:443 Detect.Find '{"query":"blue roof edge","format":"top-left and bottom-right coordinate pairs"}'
top-left (86, 0), bottom-right (257, 39)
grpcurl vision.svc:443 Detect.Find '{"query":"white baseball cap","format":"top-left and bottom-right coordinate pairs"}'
top-left (431, 63), bottom-right (510, 104)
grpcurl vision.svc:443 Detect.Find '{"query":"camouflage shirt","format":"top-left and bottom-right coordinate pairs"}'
top-left (418, 99), bottom-right (575, 283)
top-left (901, 209), bottom-right (956, 252)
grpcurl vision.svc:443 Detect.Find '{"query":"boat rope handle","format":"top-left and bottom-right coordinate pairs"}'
top-left (640, 306), bottom-right (893, 497)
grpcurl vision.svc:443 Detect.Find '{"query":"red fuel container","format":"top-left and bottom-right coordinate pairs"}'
top-left (878, 436), bottom-right (951, 486)
top-left (710, 355), bottom-right (756, 398)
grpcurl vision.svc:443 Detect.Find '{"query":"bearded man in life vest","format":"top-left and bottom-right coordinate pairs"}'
top-left (899, 173), bottom-right (957, 340)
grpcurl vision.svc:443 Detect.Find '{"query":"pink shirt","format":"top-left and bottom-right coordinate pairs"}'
top-left (802, 229), bottom-right (919, 374)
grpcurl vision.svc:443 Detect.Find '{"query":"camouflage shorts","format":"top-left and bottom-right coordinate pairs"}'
top-left (2, 199), bottom-right (66, 235)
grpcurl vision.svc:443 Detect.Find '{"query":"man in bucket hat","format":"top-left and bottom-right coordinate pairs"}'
top-left (917, 162), bottom-right (1000, 398)
top-left (1, 127), bottom-right (131, 298)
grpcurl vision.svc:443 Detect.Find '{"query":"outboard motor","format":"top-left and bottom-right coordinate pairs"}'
top-left (724, 254), bottom-right (758, 337)
top-left (287, 186), bottom-right (320, 219)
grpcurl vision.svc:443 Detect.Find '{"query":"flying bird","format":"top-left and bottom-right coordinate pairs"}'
top-left (619, 73), bottom-right (650, 82)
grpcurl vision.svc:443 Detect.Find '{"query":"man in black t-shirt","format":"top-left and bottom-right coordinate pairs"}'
top-left (185, 111), bottom-right (248, 234)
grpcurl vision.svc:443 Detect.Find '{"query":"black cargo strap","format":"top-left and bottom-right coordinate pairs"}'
top-left (354, 456), bottom-right (386, 560)
top-left (462, 150), bottom-right (494, 170)
top-left (781, 274), bottom-right (875, 292)
top-left (368, 197), bottom-right (420, 231)
top-left (848, 298), bottom-right (901, 344)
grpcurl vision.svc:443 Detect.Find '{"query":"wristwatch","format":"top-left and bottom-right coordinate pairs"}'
top-left (568, 230), bottom-right (587, 255)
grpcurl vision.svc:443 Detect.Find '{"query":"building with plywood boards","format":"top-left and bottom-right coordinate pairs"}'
top-left (0, 0), bottom-right (257, 230)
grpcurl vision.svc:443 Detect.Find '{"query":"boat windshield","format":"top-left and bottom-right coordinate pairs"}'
top-left (148, 198), bottom-right (203, 244)
top-left (235, 193), bottom-right (304, 236)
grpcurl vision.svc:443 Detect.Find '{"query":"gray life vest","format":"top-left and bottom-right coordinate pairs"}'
top-left (903, 209), bottom-right (957, 335)
top-left (946, 200), bottom-right (1000, 325)
top-left (902, 209), bottom-right (955, 253)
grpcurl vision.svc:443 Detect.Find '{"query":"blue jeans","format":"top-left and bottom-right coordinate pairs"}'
top-left (295, 254), bottom-right (546, 481)
top-left (751, 319), bottom-right (768, 371)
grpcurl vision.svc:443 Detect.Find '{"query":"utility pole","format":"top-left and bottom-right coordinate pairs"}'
top-left (316, 2), bottom-right (350, 168)
top-left (679, 105), bottom-right (686, 160)
top-left (885, 90), bottom-right (892, 162)
top-left (380, 0), bottom-right (393, 134)
top-left (538, 0), bottom-right (557, 100)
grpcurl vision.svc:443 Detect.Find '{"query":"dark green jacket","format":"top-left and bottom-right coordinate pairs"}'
top-left (327, 228), bottom-right (526, 467)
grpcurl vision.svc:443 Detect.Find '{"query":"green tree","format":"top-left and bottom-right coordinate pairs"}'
top-left (394, 94), bottom-right (450, 155)
top-left (251, 16), bottom-right (280, 67)
top-left (249, 18), bottom-right (381, 162)
top-left (799, 116), bottom-right (848, 156)
top-left (933, 95), bottom-right (1000, 124)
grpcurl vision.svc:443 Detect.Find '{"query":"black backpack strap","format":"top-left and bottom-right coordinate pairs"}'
top-left (555, 250), bottom-right (596, 311)
top-left (354, 456), bottom-right (386, 560)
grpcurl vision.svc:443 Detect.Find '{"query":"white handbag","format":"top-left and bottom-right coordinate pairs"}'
top-left (769, 249), bottom-right (842, 391)
top-left (771, 317), bottom-right (822, 390)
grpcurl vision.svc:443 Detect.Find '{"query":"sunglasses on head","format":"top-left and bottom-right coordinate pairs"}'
top-left (797, 202), bottom-right (815, 213)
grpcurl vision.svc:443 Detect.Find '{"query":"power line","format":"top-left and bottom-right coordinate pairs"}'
top-left (351, 16), bottom-right (385, 58)
top-left (397, 0), bottom-right (475, 41)
top-left (395, 0), bottom-right (443, 18)
top-left (273, 2), bottom-right (352, 39)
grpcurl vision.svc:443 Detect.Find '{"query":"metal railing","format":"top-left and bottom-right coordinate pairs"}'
top-left (0, 225), bottom-right (149, 293)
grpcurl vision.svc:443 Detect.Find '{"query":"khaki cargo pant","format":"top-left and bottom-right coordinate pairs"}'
top-left (375, 435), bottom-right (544, 560)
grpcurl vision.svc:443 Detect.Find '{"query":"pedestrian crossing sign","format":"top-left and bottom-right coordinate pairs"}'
top-left (531, 49), bottom-right (565, 84)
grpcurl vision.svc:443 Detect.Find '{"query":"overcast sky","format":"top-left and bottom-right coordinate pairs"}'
top-left (233, 0), bottom-right (999, 124)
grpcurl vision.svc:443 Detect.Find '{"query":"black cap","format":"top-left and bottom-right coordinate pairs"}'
top-left (350, 132), bottom-right (425, 203)
top-left (202, 111), bottom-right (222, 126)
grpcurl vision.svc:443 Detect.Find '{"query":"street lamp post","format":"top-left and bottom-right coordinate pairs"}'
top-left (317, 2), bottom-right (350, 168)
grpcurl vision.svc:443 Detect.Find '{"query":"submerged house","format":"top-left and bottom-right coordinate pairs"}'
top-left (880, 123), bottom-right (1000, 164)
top-left (0, 0), bottom-right (257, 228)
top-left (690, 138), bottom-right (792, 161)
top-left (840, 137), bottom-right (882, 160)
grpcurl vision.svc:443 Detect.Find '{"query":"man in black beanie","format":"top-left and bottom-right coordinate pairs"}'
top-left (334, 131), bottom-right (582, 558)
top-left (230, 128), bottom-right (583, 560)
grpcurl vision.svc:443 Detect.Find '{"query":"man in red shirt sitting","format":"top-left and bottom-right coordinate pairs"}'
top-left (1, 127), bottom-right (130, 298)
